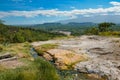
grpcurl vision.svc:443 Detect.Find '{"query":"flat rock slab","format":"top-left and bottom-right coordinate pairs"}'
top-left (0, 59), bottom-right (24, 69)
top-left (88, 47), bottom-right (113, 55)
top-left (46, 49), bottom-right (88, 70)
top-left (75, 58), bottom-right (120, 80)
top-left (0, 53), bottom-right (13, 60)
top-left (0, 57), bottom-right (17, 62)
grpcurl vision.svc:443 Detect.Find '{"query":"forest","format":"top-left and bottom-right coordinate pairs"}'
top-left (0, 22), bottom-right (65, 43)
top-left (25, 22), bottom-right (120, 36)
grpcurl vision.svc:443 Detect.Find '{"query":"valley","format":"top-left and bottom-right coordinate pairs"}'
top-left (0, 35), bottom-right (120, 80)
top-left (0, 21), bottom-right (120, 80)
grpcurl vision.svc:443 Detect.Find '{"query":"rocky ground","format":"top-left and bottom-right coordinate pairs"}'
top-left (32, 35), bottom-right (120, 80)
top-left (0, 53), bottom-right (24, 69)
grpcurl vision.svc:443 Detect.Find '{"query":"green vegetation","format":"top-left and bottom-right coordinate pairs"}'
top-left (0, 42), bottom-right (31, 57)
top-left (85, 27), bottom-right (99, 35)
top-left (98, 22), bottom-right (115, 32)
top-left (0, 20), bottom-right (113, 80)
top-left (0, 23), bottom-right (65, 43)
top-left (0, 45), bottom-right (3, 52)
top-left (26, 22), bottom-right (96, 36)
top-left (25, 22), bottom-right (120, 36)
top-left (0, 65), bottom-right (6, 72)
top-left (84, 22), bottom-right (120, 37)
top-left (99, 31), bottom-right (120, 37)
top-left (34, 43), bottom-right (58, 55)
top-left (0, 58), bottom-right (60, 80)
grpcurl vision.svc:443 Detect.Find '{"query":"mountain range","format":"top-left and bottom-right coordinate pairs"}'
top-left (59, 15), bottom-right (120, 24)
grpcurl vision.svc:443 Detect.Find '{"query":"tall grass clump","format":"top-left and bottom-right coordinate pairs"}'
top-left (34, 58), bottom-right (60, 80)
top-left (0, 58), bottom-right (60, 80)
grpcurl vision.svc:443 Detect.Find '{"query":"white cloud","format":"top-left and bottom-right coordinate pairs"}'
top-left (110, 1), bottom-right (120, 6)
top-left (1, 1), bottom-right (120, 19)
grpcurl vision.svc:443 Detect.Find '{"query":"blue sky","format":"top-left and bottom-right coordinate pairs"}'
top-left (0, 0), bottom-right (120, 24)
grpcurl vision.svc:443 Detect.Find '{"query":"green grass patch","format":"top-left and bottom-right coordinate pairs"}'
top-left (99, 31), bottom-right (120, 37)
top-left (34, 43), bottom-right (58, 55)
top-left (0, 42), bottom-right (31, 58)
top-left (0, 65), bottom-right (6, 72)
top-left (0, 58), bottom-right (60, 80)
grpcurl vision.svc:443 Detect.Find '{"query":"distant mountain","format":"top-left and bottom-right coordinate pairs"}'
top-left (27, 22), bottom-right (96, 35)
top-left (67, 22), bottom-right (96, 26)
top-left (43, 23), bottom-right (61, 25)
top-left (30, 22), bottom-right (96, 28)
top-left (11, 21), bottom-right (120, 36)
top-left (59, 15), bottom-right (120, 24)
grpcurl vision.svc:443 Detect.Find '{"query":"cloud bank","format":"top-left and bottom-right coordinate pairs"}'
top-left (0, 1), bottom-right (120, 19)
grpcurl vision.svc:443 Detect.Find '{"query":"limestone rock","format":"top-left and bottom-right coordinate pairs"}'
top-left (75, 58), bottom-right (120, 80)
top-left (43, 53), bottom-right (53, 61)
top-left (47, 49), bottom-right (88, 70)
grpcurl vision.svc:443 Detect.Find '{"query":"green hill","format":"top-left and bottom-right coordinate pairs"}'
top-left (0, 24), bottom-right (65, 43)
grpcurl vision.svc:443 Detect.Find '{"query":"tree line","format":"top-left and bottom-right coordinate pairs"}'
top-left (84, 22), bottom-right (120, 36)
top-left (0, 22), bottom-right (65, 43)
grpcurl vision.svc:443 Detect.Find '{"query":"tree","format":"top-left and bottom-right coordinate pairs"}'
top-left (0, 20), bottom-right (5, 24)
top-left (98, 22), bottom-right (115, 32)
top-left (85, 27), bottom-right (99, 35)
top-left (13, 33), bottom-right (25, 43)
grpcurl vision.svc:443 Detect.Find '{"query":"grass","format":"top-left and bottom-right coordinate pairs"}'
top-left (34, 43), bottom-right (58, 55)
top-left (0, 45), bottom-right (3, 52)
top-left (0, 42), bottom-right (60, 80)
top-left (0, 65), bottom-right (6, 72)
top-left (0, 58), bottom-right (60, 80)
top-left (99, 31), bottom-right (120, 37)
top-left (0, 42), bottom-right (31, 58)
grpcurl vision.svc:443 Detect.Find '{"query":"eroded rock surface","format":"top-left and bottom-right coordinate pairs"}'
top-left (45, 49), bottom-right (87, 69)
top-left (32, 35), bottom-right (120, 80)
top-left (75, 58), bottom-right (120, 80)
top-left (0, 53), bottom-right (24, 69)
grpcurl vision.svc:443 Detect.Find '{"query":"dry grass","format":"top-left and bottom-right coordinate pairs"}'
top-left (0, 42), bottom-right (31, 58)
top-left (34, 43), bottom-right (58, 55)
top-left (0, 65), bottom-right (6, 71)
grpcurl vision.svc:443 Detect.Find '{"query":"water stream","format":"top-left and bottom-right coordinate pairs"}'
top-left (30, 48), bottom-right (106, 80)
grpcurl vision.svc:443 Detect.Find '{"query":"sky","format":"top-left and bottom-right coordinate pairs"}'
top-left (0, 0), bottom-right (120, 25)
